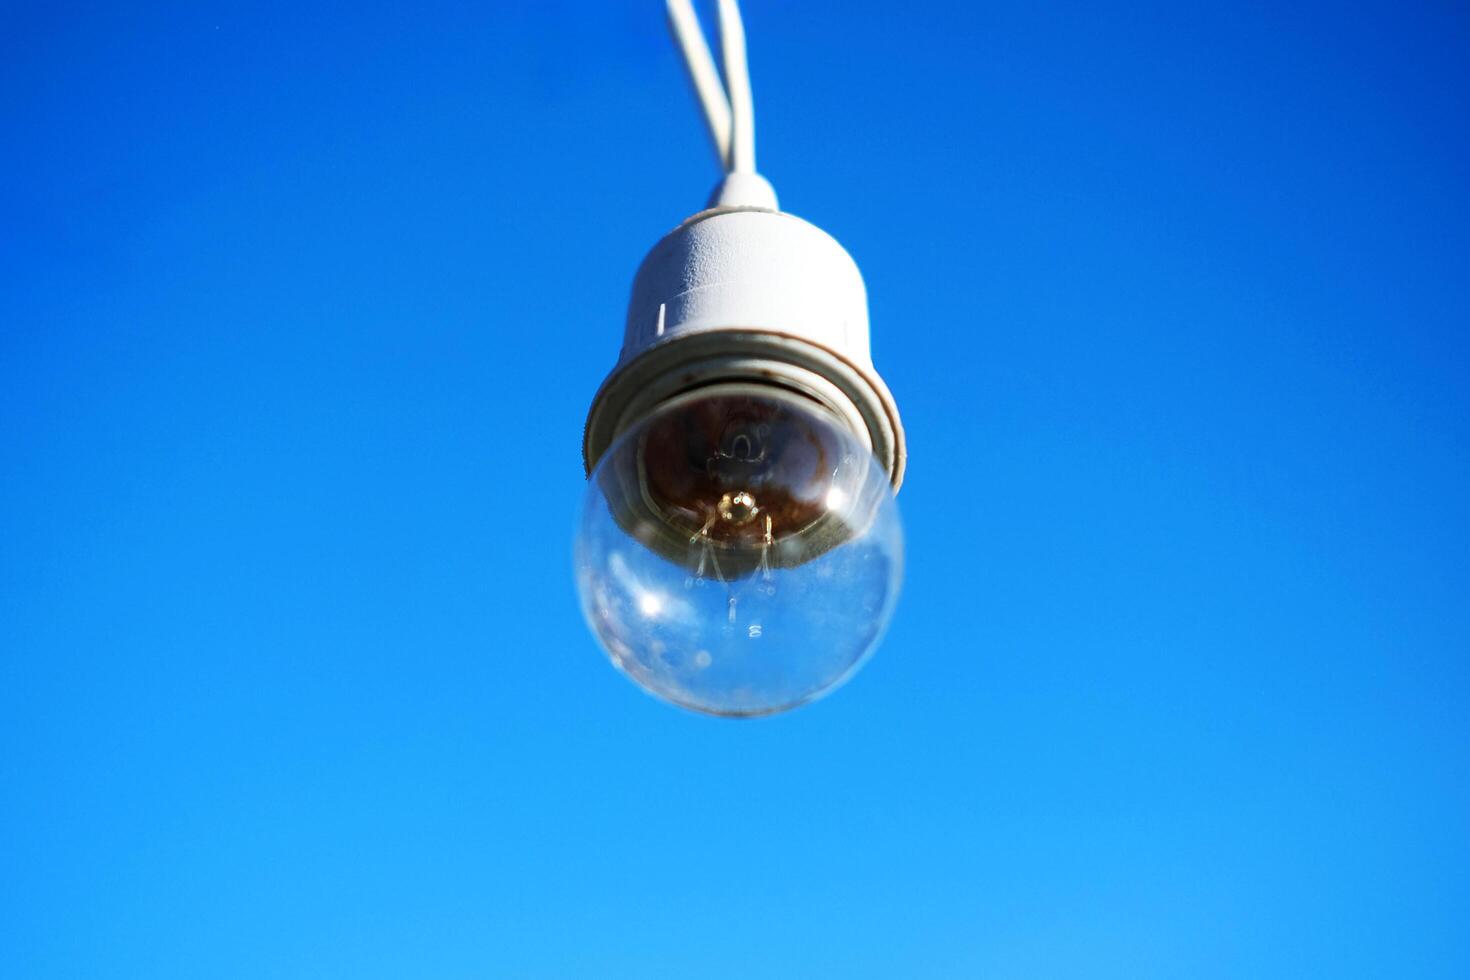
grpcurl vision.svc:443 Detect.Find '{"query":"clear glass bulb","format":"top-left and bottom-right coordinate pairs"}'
top-left (575, 386), bottom-right (903, 717)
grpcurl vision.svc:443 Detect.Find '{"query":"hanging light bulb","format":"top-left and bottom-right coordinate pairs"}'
top-left (575, 0), bottom-right (906, 716)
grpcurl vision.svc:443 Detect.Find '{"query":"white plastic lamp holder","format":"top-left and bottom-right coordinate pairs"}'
top-left (584, 1), bottom-right (905, 483)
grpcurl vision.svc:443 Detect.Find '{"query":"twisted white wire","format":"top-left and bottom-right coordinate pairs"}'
top-left (666, 0), bottom-right (733, 168)
top-left (715, 0), bottom-right (755, 173)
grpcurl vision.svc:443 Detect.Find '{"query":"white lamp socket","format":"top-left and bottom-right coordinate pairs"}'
top-left (584, 175), bottom-right (906, 491)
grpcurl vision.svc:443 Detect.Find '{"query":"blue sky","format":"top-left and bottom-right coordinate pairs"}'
top-left (2, 1), bottom-right (1468, 976)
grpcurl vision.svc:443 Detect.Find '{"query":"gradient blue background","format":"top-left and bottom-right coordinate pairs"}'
top-left (3, 2), bottom-right (1468, 976)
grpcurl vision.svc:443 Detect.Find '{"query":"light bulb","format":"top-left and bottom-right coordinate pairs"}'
top-left (576, 386), bottom-right (903, 717)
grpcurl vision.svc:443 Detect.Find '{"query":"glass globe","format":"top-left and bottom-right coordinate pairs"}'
top-left (575, 385), bottom-right (903, 717)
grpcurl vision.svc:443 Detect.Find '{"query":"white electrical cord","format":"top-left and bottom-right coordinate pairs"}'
top-left (666, 0), bottom-right (733, 167)
top-left (665, 0), bottom-right (755, 175)
top-left (716, 0), bottom-right (755, 174)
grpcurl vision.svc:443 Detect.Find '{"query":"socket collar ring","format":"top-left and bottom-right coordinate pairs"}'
top-left (583, 329), bottom-right (905, 490)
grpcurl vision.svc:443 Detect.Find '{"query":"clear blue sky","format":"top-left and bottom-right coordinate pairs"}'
top-left (3, 1), bottom-right (1468, 976)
